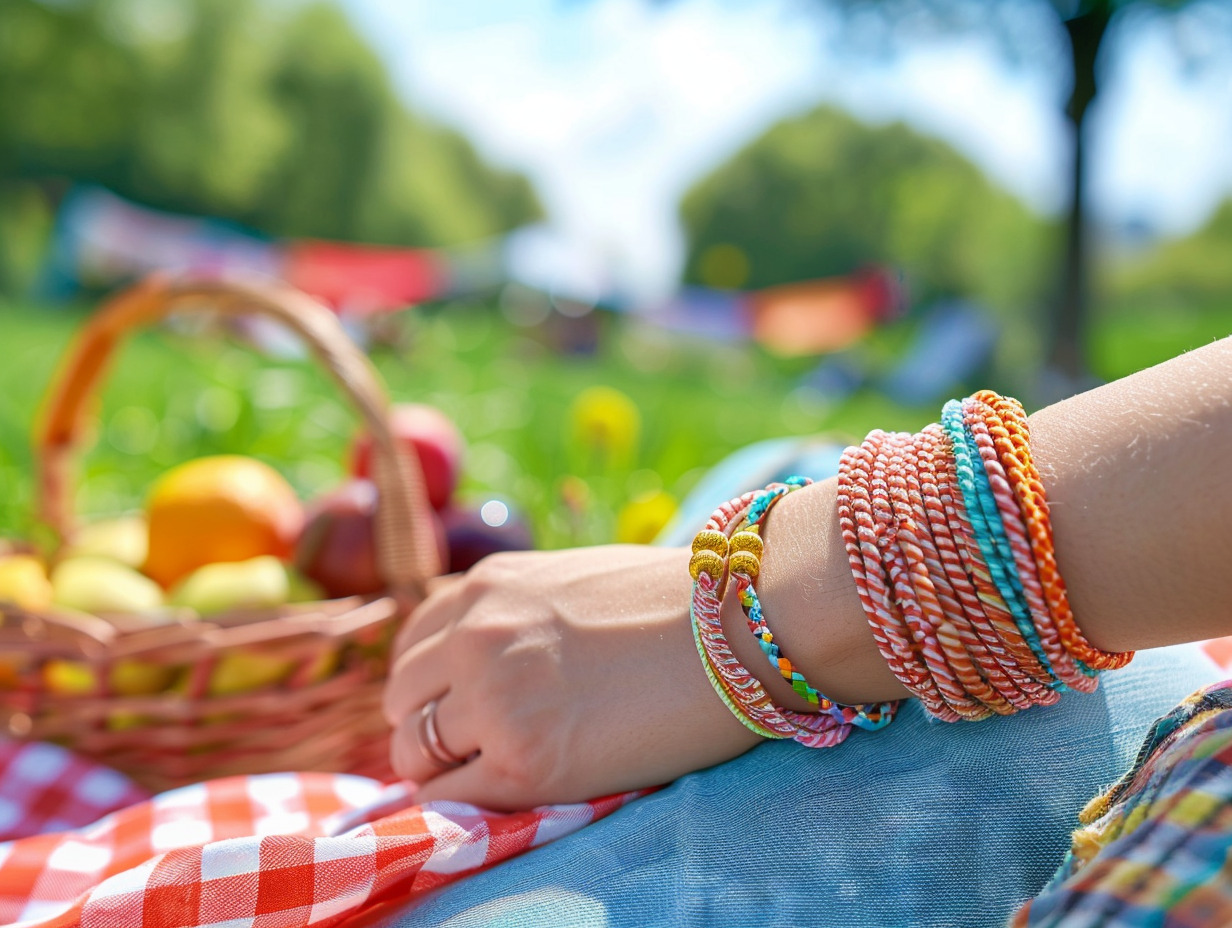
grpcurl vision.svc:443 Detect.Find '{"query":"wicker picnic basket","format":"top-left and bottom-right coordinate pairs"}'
top-left (0, 274), bottom-right (443, 793)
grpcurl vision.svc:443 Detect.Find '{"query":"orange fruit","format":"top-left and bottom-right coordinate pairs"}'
top-left (143, 455), bottom-right (303, 589)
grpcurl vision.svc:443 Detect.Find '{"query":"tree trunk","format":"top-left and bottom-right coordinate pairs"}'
top-left (1047, 4), bottom-right (1111, 391)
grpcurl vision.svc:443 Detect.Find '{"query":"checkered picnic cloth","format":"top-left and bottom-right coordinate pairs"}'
top-left (0, 741), bottom-right (150, 844)
top-left (1012, 678), bottom-right (1232, 926)
top-left (0, 742), bottom-right (646, 928)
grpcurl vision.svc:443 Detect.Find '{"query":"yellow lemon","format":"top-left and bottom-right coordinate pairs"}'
top-left (0, 554), bottom-right (53, 610)
top-left (51, 556), bottom-right (164, 615)
top-left (43, 659), bottom-right (98, 695)
top-left (208, 650), bottom-right (294, 696)
top-left (66, 515), bottom-right (148, 569)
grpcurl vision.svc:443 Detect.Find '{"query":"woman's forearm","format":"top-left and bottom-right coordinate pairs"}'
top-left (740, 336), bottom-right (1232, 711)
top-left (385, 338), bottom-right (1232, 807)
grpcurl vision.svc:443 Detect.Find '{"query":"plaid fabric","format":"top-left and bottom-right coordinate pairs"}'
top-left (0, 746), bottom-right (646, 928)
top-left (1013, 679), bottom-right (1232, 926)
top-left (0, 740), bottom-right (150, 843)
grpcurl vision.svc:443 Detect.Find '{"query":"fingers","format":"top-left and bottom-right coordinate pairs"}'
top-left (385, 576), bottom-right (489, 784)
top-left (410, 754), bottom-right (526, 812)
top-left (385, 577), bottom-right (483, 726)
top-left (392, 573), bottom-right (476, 661)
top-left (382, 627), bottom-right (452, 727)
top-left (389, 694), bottom-right (481, 786)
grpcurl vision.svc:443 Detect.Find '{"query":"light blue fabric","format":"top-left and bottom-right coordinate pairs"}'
top-left (373, 436), bottom-right (1226, 928)
top-left (653, 436), bottom-right (847, 549)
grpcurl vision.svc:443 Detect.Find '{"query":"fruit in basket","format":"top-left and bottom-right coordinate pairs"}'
top-left (110, 658), bottom-right (177, 695)
top-left (43, 657), bottom-right (175, 697)
top-left (295, 479), bottom-right (448, 598)
top-left (286, 568), bottom-right (326, 603)
top-left (208, 650), bottom-right (295, 696)
top-left (295, 480), bottom-right (384, 598)
top-left (43, 659), bottom-right (98, 695)
top-left (143, 455), bottom-right (304, 589)
top-left (169, 555), bottom-right (290, 616)
top-left (0, 554), bottom-right (54, 610)
top-left (440, 498), bottom-right (534, 573)
top-left (50, 556), bottom-right (164, 615)
top-left (64, 515), bottom-right (148, 569)
top-left (349, 404), bottom-right (465, 511)
top-left (205, 645), bottom-right (337, 697)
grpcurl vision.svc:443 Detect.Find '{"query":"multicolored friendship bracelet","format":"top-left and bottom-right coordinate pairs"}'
top-left (733, 479), bottom-right (829, 705)
top-left (835, 391), bottom-right (1134, 721)
top-left (942, 400), bottom-right (1051, 676)
top-left (689, 479), bottom-right (898, 746)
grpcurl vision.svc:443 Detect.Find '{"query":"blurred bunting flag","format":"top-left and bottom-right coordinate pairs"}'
top-left (43, 186), bottom-right (493, 313)
top-left (283, 239), bottom-right (447, 315)
top-left (44, 186), bottom-right (280, 296)
top-left (747, 267), bottom-right (901, 357)
top-left (45, 186), bottom-right (903, 358)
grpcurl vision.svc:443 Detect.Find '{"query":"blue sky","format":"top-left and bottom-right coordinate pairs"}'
top-left (342, 0), bottom-right (1232, 296)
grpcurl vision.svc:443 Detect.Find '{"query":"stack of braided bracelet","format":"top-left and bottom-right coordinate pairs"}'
top-left (838, 389), bottom-right (1133, 723)
top-left (689, 390), bottom-right (1135, 744)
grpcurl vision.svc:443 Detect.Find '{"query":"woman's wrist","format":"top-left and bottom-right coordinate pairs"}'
top-left (721, 477), bottom-right (909, 712)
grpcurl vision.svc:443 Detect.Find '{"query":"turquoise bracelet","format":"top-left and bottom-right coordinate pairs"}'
top-left (941, 400), bottom-right (1063, 688)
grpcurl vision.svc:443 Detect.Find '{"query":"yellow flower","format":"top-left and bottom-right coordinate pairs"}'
top-left (569, 386), bottom-right (641, 466)
top-left (616, 490), bottom-right (678, 545)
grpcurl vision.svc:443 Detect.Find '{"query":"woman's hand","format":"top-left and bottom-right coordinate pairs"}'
top-left (382, 545), bottom-right (763, 810)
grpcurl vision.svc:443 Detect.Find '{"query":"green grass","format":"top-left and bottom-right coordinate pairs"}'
top-left (0, 297), bottom-right (931, 550)
top-left (1, 294), bottom-right (1226, 551)
top-left (1091, 298), bottom-right (1232, 382)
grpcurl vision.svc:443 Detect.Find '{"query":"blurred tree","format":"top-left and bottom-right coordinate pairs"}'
top-left (255, 1), bottom-right (402, 241)
top-left (640, 0), bottom-right (1229, 386)
top-left (681, 105), bottom-right (1051, 314)
top-left (0, 0), bottom-right (541, 276)
top-left (798, 0), bottom-right (1231, 388)
top-left (126, 0), bottom-right (289, 220)
top-left (0, 0), bottom-right (141, 189)
top-left (257, 1), bottom-right (541, 245)
top-left (1105, 197), bottom-right (1232, 308)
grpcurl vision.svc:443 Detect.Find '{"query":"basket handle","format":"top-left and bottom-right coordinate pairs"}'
top-left (35, 273), bottom-right (442, 600)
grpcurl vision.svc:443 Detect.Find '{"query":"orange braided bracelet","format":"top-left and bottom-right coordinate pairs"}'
top-left (972, 390), bottom-right (1134, 672)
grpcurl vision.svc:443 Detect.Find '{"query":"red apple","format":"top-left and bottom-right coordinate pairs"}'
top-left (441, 498), bottom-right (534, 574)
top-left (296, 480), bottom-right (447, 598)
top-left (350, 404), bottom-right (464, 511)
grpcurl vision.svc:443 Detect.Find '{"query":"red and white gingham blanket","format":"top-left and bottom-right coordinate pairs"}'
top-left (0, 740), bottom-right (645, 928)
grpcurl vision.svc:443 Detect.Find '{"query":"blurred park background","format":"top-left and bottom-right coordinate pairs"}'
top-left (1, 0), bottom-right (1230, 550)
